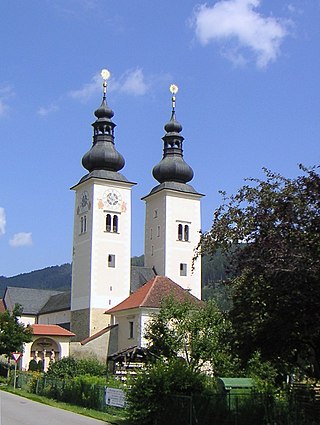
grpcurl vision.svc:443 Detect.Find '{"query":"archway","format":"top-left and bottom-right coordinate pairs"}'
top-left (30, 338), bottom-right (60, 372)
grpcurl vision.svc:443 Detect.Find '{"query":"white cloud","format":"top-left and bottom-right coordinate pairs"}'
top-left (9, 232), bottom-right (33, 247)
top-left (37, 103), bottom-right (59, 116)
top-left (113, 68), bottom-right (149, 96)
top-left (0, 84), bottom-right (14, 116)
top-left (192, 0), bottom-right (289, 68)
top-left (0, 208), bottom-right (6, 235)
top-left (69, 68), bottom-right (149, 102)
top-left (69, 73), bottom-right (101, 103)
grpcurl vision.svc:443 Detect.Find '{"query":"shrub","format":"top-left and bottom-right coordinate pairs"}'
top-left (127, 358), bottom-right (215, 425)
top-left (28, 359), bottom-right (38, 372)
top-left (76, 358), bottom-right (107, 377)
top-left (46, 357), bottom-right (78, 378)
top-left (46, 357), bottom-right (106, 379)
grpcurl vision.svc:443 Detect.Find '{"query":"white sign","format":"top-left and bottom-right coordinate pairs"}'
top-left (12, 352), bottom-right (22, 362)
top-left (105, 387), bottom-right (126, 408)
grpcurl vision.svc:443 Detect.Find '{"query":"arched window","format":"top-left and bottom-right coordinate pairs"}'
top-left (184, 225), bottom-right (189, 242)
top-left (80, 215), bottom-right (87, 234)
top-left (113, 215), bottom-right (118, 233)
top-left (80, 217), bottom-right (84, 233)
top-left (106, 214), bottom-right (111, 232)
top-left (178, 224), bottom-right (183, 241)
top-left (84, 215), bottom-right (87, 233)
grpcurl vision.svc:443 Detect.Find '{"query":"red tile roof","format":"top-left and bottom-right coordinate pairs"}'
top-left (106, 276), bottom-right (202, 314)
top-left (32, 324), bottom-right (75, 337)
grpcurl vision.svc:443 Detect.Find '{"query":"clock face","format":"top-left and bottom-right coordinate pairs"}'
top-left (103, 189), bottom-right (122, 208)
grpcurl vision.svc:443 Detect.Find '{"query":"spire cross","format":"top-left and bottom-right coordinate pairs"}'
top-left (100, 69), bottom-right (111, 98)
top-left (170, 84), bottom-right (179, 112)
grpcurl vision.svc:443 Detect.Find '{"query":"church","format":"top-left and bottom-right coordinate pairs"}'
top-left (3, 70), bottom-right (203, 370)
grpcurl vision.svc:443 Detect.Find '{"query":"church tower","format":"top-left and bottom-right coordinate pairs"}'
top-left (143, 85), bottom-right (203, 299)
top-left (71, 70), bottom-right (135, 341)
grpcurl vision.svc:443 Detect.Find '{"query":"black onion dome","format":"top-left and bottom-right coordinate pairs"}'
top-left (94, 98), bottom-right (114, 119)
top-left (153, 156), bottom-right (194, 183)
top-left (82, 95), bottom-right (125, 173)
top-left (152, 110), bottom-right (194, 184)
top-left (164, 112), bottom-right (183, 133)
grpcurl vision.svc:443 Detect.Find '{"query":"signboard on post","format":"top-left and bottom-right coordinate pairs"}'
top-left (105, 387), bottom-right (126, 408)
top-left (11, 353), bottom-right (22, 390)
top-left (12, 352), bottom-right (22, 363)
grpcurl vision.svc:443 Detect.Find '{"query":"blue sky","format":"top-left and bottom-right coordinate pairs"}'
top-left (1, 0), bottom-right (319, 277)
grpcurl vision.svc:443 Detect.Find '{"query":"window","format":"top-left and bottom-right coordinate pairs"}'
top-left (177, 223), bottom-right (190, 242)
top-left (151, 245), bottom-right (154, 256)
top-left (113, 215), bottom-right (118, 233)
top-left (184, 225), bottom-right (189, 241)
top-left (106, 214), bottom-right (119, 233)
top-left (129, 321), bottom-right (134, 339)
top-left (180, 263), bottom-right (187, 276)
top-left (153, 209), bottom-right (158, 218)
top-left (80, 215), bottom-right (87, 234)
top-left (106, 214), bottom-right (112, 232)
top-left (108, 254), bottom-right (115, 268)
top-left (157, 225), bottom-right (160, 237)
top-left (150, 228), bottom-right (153, 240)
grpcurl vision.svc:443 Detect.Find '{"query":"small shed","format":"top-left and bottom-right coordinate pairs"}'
top-left (217, 377), bottom-right (255, 393)
top-left (217, 378), bottom-right (256, 410)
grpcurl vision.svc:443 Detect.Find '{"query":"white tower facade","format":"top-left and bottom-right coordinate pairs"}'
top-left (144, 189), bottom-right (202, 299)
top-left (71, 71), bottom-right (135, 341)
top-left (143, 85), bottom-right (203, 299)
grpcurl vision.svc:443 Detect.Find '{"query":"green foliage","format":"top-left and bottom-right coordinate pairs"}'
top-left (131, 255), bottom-right (144, 266)
top-left (0, 361), bottom-right (13, 378)
top-left (145, 297), bottom-right (239, 376)
top-left (0, 263), bottom-right (71, 297)
top-left (246, 351), bottom-right (278, 393)
top-left (76, 358), bottom-right (107, 376)
top-left (127, 358), bottom-right (215, 425)
top-left (28, 359), bottom-right (38, 372)
top-left (199, 166), bottom-right (320, 380)
top-left (46, 357), bottom-right (78, 378)
top-left (46, 356), bottom-right (106, 379)
top-left (0, 304), bottom-right (33, 357)
top-left (202, 281), bottom-right (233, 311)
top-left (201, 252), bottom-right (228, 286)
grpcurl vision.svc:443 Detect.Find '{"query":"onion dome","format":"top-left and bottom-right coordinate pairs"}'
top-left (152, 84), bottom-right (194, 184)
top-left (82, 69), bottom-right (125, 174)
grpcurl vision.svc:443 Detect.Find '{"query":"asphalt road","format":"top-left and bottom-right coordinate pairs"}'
top-left (0, 391), bottom-right (108, 425)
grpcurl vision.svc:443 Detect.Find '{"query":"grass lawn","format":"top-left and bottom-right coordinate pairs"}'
top-left (0, 385), bottom-right (130, 424)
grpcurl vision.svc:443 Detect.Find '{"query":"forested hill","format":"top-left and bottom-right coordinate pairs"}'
top-left (0, 252), bottom-right (229, 301)
top-left (0, 263), bottom-right (72, 298)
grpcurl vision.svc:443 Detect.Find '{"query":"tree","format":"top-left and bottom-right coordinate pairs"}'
top-left (198, 166), bottom-right (320, 379)
top-left (145, 297), bottom-right (239, 376)
top-left (0, 304), bottom-right (33, 358)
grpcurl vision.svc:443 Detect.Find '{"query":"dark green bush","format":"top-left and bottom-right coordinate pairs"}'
top-left (46, 357), bottom-right (106, 379)
top-left (46, 357), bottom-right (78, 378)
top-left (126, 358), bottom-right (215, 425)
top-left (76, 358), bottom-right (107, 377)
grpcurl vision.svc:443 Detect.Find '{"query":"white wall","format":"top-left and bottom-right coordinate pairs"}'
top-left (38, 310), bottom-right (70, 326)
top-left (144, 189), bottom-right (202, 299)
top-left (71, 178), bottom-right (134, 337)
top-left (22, 337), bottom-right (71, 371)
